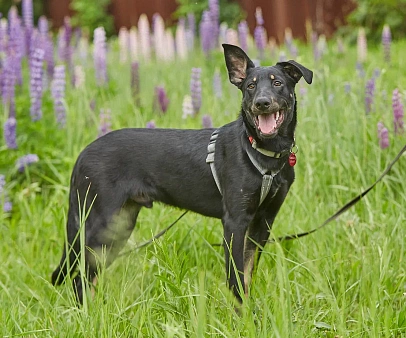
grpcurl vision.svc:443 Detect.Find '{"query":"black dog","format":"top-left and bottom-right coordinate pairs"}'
top-left (52, 44), bottom-right (313, 304)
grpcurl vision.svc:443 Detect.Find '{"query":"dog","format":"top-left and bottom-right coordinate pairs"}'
top-left (51, 44), bottom-right (313, 304)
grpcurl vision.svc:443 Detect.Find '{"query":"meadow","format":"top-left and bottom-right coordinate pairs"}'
top-left (1, 15), bottom-right (406, 338)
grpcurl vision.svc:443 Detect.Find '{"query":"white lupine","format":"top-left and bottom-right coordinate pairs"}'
top-left (138, 14), bottom-right (151, 61)
top-left (153, 14), bottom-right (166, 61)
top-left (118, 27), bottom-right (129, 63)
top-left (175, 21), bottom-right (187, 60)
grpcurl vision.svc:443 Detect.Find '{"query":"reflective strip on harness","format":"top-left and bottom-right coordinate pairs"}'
top-left (206, 130), bottom-right (222, 193)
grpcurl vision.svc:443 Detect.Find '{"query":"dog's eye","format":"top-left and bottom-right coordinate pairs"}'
top-left (247, 83), bottom-right (256, 90)
top-left (273, 81), bottom-right (282, 87)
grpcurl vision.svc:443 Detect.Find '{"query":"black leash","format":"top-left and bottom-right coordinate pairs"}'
top-left (270, 144), bottom-right (406, 243)
top-left (119, 144), bottom-right (406, 255)
top-left (118, 210), bottom-right (189, 257)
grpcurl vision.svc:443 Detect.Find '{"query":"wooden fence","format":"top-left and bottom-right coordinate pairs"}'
top-left (46, 0), bottom-right (355, 42)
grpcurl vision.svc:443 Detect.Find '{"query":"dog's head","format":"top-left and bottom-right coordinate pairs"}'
top-left (223, 44), bottom-right (312, 140)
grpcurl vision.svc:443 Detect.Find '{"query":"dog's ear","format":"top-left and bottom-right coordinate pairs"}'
top-left (276, 60), bottom-right (313, 84)
top-left (222, 44), bottom-right (255, 87)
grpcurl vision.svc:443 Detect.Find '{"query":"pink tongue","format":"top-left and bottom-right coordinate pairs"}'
top-left (258, 114), bottom-right (276, 134)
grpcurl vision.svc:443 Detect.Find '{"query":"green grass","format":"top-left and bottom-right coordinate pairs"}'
top-left (1, 38), bottom-right (406, 337)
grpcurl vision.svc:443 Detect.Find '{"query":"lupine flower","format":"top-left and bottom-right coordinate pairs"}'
top-left (200, 10), bottom-right (213, 55)
top-left (78, 36), bottom-right (88, 65)
top-left (2, 54), bottom-right (17, 118)
top-left (269, 37), bottom-right (277, 59)
top-left (16, 154), bottom-right (39, 172)
top-left (0, 175), bottom-right (12, 213)
top-left (0, 18), bottom-right (7, 55)
top-left (377, 122), bottom-right (389, 149)
top-left (344, 82), bottom-right (351, 94)
top-left (186, 13), bottom-right (195, 50)
top-left (63, 17), bottom-right (73, 71)
top-left (209, 0), bottom-right (219, 45)
top-left (164, 30), bottom-right (175, 61)
top-left (154, 85), bottom-right (169, 113)
top-left (176, 18), bottom-right (188, 60)
top-left (8, 8), bottom-right (23, 85)
top-left (392, 89), bottom-right (404, 134)
top-left (382, 24), bottom-right (391, 63)
top-left (129, 27), bottom-right (138, 61)
top-left (98, 108), bottom-right (111, 137)
top-left (182, 95), bottom-right (194, 119)
top-left (285, 27), bottom-right (293, 50)
top-left (190, 68), bottom-right (202, 115)
top-left (219, 22), bottom-right (228, 45)
top-left (73, 65), bottom-right (85, 88)
top-left (146, 120), bottom-right (156, 128)
top-left (4, 117), bottom-right (17, 149)
top-left (254, 8), bottom-right (266, 59)
top-left (312, 32), bottom-right (320, 61)
top-left (38, 16), bottom-right (54, 81)
top-left (279, 51), bottom-right (287, 62)
top-left (154, 14), bottom-right (167, 61)
top-left (131, 61), bottom-right (140, 105)
top-left (357, 28), bottom-right (367, 63)
top-left (238, 21), bottom-right (249, 51)
top-left (93, 27), bottom-right (107, 86)
top-left (316, 35), bottom-right (327, 59)
top-left (29, 46), bottom-right (45, 121)
top-left (202, 114), bottom-right (213, 128)
top-left (213, 69), bottom-right (222, 98)
top-left (89, 99), bottom-right (96, 111)
top-left (356, 62), bottom-right (365, 78)
top-left (226, 28), bottom-right (239, 46)
top-left (118, 27), bottom-right (129, 63)
top-left (138, 14), bottom-right (151, 61)
top-left (51, 65), bottom-right (66, 127)
top-left (22, 0), bottom-right (33, 31)
top-left (365, 77), bottom-right (375, 114)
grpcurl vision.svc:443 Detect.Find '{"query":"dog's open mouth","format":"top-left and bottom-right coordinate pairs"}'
top-left (254, 110), bottom-right (285, 136)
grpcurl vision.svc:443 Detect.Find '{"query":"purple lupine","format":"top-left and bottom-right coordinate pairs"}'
top-left (356, 62), bottom-right (365, 78)
top-left (38, 16), bottom-right (54, 80)
top-left (51, 65), bottom-right (66, 127)
top-left (312, 32), bottom-right (320, 61)
top-left (238, 21), bottom-right (249, 51)
top-left (213, 69), bottom-right (222, 98)
top-left (392, 89), bottom-right (404, 134)
top-left (1, 54), bottom-right (17, 118)
top-left (202, 114), bottom-right (213, 128)
top-left (382, 24), bottom-right (391, 63)
top-left (209, 0), bottom-right (219, 46)
top-left (93, 27), bottom-right (107, 86)
top-left (154, 85), bottom-right (169, 113)
top-left (0, 16), bottom-right (7, 55)
top-left (186, 13), bottom-right (195, 50)
top-left (4, 117), bottom-right (17, 149)
top-left (29, 45), bottom-right (45, 121)
top-left (357, 28), bottom-right (367, 63)
top-left (254, 7), bottom-right (266, 59)
top-left (146, 120), bottom-right (156, 129)
top-left (22, 0), bottom-right (33, 53)
top-left (98, 108), bottom-right (111, 137)
top-left (0, 175), bottom-right (12, 213)
top-left (200, 10), bottom-right (213, 55)
top-left (365, 77), bottom-right (375, 114)
top-left (344, 82), bottom-right (351, 94)
top-left (131, 61), bottom-right (140, 106)
top-left (190, 68), bottom-right (202, 115)
top-left (377, 122), bottom-right (389, 149)
top-left (63, 17), bottom-right (73, 71)
top-left (16, 154), bottom-right (39, 172)
top-left (8, 8), bottom-right (23, 85)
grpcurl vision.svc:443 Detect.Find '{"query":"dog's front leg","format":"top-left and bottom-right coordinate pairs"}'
top-left (222, 211), bottom-right (253, 303)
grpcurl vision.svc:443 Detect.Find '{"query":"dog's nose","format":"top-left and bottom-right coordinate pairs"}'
top-left (254, 97), bottom-right (271, 111)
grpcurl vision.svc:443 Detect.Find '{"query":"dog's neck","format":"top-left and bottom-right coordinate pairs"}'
top-left (241, 104), bottom-right (297, 156)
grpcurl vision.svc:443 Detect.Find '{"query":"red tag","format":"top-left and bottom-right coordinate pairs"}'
top-left (289, 152), bottom-right (296, 166)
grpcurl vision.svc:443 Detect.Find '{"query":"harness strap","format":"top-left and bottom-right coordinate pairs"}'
top-left (206, 130), bottom-right (222, 193)
top-left (206, 129), bottom-right (284, 206)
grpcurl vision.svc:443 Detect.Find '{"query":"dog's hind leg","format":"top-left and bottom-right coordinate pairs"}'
top-left (72, 199), bottom-right (142, 303)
